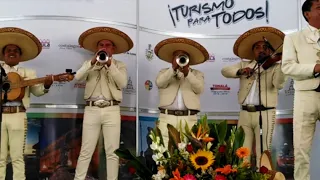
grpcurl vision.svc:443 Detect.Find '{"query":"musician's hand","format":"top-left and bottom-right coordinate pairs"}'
top-left (239, 67), bottom-right (254, 76)
top-left (44, 75), bottom-right (53, 89)
top-left (172, 59), bottom-right (179, 71)
top-left (178, 66), bottom-right (190, 77)
top-left (91, 48), bottom-right (106, 65)
top-left (314, 64), bottom-right (320, 73)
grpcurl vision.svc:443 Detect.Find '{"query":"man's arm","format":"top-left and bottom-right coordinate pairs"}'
top-left (221, 62), bottom-right (243, 78)
top-left (185, 69), bottom-right (204, 94)
top-left (75, 60), bottom-right (95, 81)
top-left (281, 35), bottom-right (316, 80)
top-left (155, 68), bottom-right (175, 89)
top-left (272, 64), bottom-right (286, 90)
top-left (106, 62), bottom-right (128, 89)
top-left (28, 70), bottom-right (46, 97)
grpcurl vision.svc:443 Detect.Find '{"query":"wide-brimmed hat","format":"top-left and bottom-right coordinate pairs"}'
top-left (260, 151), bottom-right (286, 180)
top-left (79, 27), bottom-right (133, 54)
top-left (233, 26), bottom-right (285, 60)
top-left (0, 27), bottom-right (42, 62)
top-left (154, 37), bottom-right (209, 65)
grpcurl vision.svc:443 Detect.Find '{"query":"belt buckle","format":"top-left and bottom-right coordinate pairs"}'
top-left (94, 100), bottom-right (110, 108)
top-left (174, 110), bottom-right (184, 116)
top-left (246, 105), bottom-right (256, 112)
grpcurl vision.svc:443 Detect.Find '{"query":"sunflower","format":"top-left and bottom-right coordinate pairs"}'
top-left (189, 150), bottom-right (215, 171)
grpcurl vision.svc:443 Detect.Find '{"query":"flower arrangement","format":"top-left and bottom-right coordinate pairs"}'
top-left (115, 115), bottom-right (272, 180)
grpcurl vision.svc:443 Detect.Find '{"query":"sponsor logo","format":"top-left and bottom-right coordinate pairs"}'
top-left (123, 76), bottom-right (136, 95)
top-left (74, 82), bottom-right (86, 88)
top-left (39, 39), bottom-right (50, 49)
top-left (284, 79), bottom-right (294, 96)
top-left (58, 44), bottom-right (82, 50)
top-left (207, 53), bottom-right (215, 62)
top-left (52, 82), bottom-right (66, 91)
top-left (145, 44), bottom-right (154, 61)
top-left (210, 84), bottom-right (231, 95)
top-left (222, 57), bottom-right (241, 62)
top-left (145, 80), bottom-right (153, 91)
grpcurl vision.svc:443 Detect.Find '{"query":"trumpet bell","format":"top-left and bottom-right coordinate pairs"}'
top-left (96, 50), bottom-right (110, 63)
top-left (176, 54), bottom-right (189, 67)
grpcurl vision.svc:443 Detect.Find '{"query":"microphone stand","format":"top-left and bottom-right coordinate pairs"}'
top-left (0, 64), bottom-right (8, 154)
top-left (257, 59), bottom-right (264, 155)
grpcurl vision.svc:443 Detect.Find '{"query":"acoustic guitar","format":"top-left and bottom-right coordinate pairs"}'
top-left (1, 70), bottom-right (75, 101)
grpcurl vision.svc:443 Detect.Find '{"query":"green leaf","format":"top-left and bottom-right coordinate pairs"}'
top-left (233, 126), bottom-right (245, 152)
top-left (114, 148), bottom-right (153, 179)
top-left (217, 120), bottom-right (227, 143)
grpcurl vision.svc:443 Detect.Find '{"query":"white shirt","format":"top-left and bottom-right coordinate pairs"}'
top-left (243, 66), bottom-right (265, 106)
top-left (161, 71), bottom-right (187, 110)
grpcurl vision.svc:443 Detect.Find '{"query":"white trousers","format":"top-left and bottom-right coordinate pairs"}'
top-left (293, 91), bottom-right (320, 180)
top-left (237, 109), bottom-right (276, 167)
top-left (74, 105), bottom-right (121, 180)
top-left (157, 112), bottom-right (198, 148)
top-left (0, 112), bottom-right (27, 180)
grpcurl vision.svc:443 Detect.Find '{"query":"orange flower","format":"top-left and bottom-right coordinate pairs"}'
top-left (215, 165), bottom-right (237, 175)
top-left (236, 147), bottom-right (250, 158)
top-left (170, 168), bottom-right (184, 180)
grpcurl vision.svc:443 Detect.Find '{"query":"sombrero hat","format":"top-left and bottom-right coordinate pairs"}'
top-left (154, 37), bottom-right (209, 65)
top-left (260, 150), bottom-right (286, 180)
top-left (0, 27), bottom-right (42, 62)
top-left (233, 26), bottom-right (285, 60)
top-left (79, 26), bottom-right (133, 54)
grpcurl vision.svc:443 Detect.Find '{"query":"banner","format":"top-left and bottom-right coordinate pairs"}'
top-left (0, 0), bottom-right (136, 25)
top-left (140, 0), bottom-right (299, 35)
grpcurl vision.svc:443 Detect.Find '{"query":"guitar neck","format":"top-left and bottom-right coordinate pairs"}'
top-left (11, 77), bottom-right (48, 89)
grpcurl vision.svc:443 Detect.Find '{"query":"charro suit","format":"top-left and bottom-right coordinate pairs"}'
top-left (0, 63), bottom-right (47, 180)
top-left (156, 68), bottom-right (204, 147)
top-left (221, 60), bottom-right (285, 166)
top-left (74, 59), bottom-right (127, 180)
top-left (281, 26), bottom-right (320, 180)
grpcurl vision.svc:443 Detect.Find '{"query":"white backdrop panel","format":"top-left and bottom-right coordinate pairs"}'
top-left (0, 0), bottom-right (136, 24)
top-left (0, 20), bottom-right (137, 107)
top-left (300, 0), bottom-right (309, 29)
top-left (140, 0), bottom-right (298, 35)
top-left (139, 31), bottom-right (294, 112)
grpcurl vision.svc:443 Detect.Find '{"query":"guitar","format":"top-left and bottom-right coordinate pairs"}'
top-left (1, 70), bottom-right (75, 101)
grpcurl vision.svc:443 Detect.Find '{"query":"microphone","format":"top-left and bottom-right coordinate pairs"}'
top-left (263, 36), bottom-right (275, 52)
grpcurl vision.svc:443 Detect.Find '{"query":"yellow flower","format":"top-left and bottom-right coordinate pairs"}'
top-left (236, 147), bottom-right (250, 158)
top-left (189, 150), bottom-right (215, 171)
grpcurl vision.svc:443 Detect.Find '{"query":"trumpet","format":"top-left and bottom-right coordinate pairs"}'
top-left (96, 50), bottom-right (110, 63)
top-left (176, 54), bottom-right (189, 67)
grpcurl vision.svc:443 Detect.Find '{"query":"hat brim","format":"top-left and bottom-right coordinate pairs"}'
top-left (154, 38), bottom-right (209, 65)
top-left (79, 27), bottom-right (134, 54)
top-left (233, 26), bottom-right (285, 60)
top-left (0, 27), bottom-right (42, 62)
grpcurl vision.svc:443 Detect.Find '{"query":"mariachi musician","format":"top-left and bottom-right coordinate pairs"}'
top-left (154, 37), bottom-right (208, 148)
top-left (221, 26), bottom-right (286, 167)
top-left (0, 27), bottom-right (54, 180)
top-left (281, 0), bottom-right (320, 179)
top-left (74, 26), bottom-right (133, 180)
